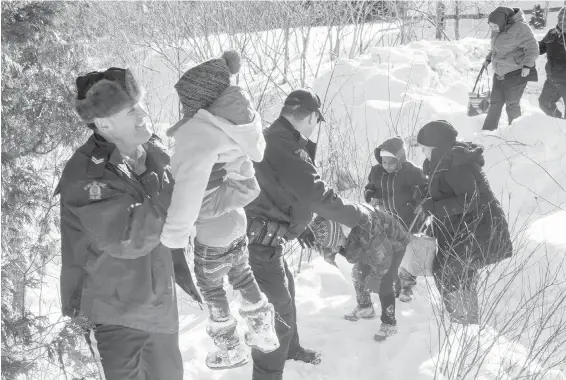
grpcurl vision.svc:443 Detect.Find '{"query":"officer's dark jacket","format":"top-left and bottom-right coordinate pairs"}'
top-left (245, 117), bottom-right (361, 239)
top-left (56, 133), bottom-right (178, 333)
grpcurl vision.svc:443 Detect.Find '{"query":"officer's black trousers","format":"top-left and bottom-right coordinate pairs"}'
top-left (247, 243), bottom-right (298, 380)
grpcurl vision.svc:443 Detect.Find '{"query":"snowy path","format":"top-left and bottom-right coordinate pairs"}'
top-left (177, 255), bottom-right (441, 380)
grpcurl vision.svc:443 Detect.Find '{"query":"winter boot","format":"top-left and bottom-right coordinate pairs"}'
top-left (239, 296), bottom-right (280, 353)
top-left (443, 288), bottom-right (479, 325)
top-left (287, 347), bottom-right (322, 365)
top-left (205, 316), bottom-right (250, 370)
top-left (399, 287), bottom-right (414, 303)
top-left (344, 305), bottom-right (376, 321)
top-left (398, 267), bottom-right (416, 303)
top-left (373, 323), bottom-right (398, 342)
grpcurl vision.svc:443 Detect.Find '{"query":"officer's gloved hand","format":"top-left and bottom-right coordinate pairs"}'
top-left (171, 248), bottom-right (202, 304)
top-left (140, 171), bottom-right (160, 197)
top-left (297, 226), bottom-right (316, 249)
top-left (319, 246), bottom-right (338, 267)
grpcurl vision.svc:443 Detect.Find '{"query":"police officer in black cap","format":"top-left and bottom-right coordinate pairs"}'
top-left (245, 89), bottom-right (371, 380)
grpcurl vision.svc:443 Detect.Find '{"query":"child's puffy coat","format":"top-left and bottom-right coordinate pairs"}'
top-left (365, 137), bottom-right (427, 232)
top-left (343, 204), bottom-right (410, 292)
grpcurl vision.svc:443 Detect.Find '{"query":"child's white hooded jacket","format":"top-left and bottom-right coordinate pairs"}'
top-left (161, 108), bottom-right (265, 249)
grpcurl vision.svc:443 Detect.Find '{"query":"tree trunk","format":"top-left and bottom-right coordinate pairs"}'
top-left (454, 0), bottom-right (460, 40)
top-left (436, 2), bottom-right (446, 41)
top-left (283, 16), bottom-right (290, 84)
top-left (543, 1), bottom-right (550, 27)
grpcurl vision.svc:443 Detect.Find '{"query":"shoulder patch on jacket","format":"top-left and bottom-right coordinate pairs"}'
top-left (84, 181), bottom-right (107, 201)
top-left (293, 148), bottom-right (311, 163)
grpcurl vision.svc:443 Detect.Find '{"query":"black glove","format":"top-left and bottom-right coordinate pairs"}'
top-left (420, 198), bottom-right (434, 214)
top-left (297, 226), bottom-right (316, 249)
top-left (320, 246), bottom-right (338, 267)
top-left (364, 189), bottom-right (376, 203)
top-left (139, 171), bottom-right (160, 197)
top-left (171, 248), bottom-right (202, 303)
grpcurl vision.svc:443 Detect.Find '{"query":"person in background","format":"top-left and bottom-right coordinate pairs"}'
top-left (244, 89), bottom-right (372, 380)
top-left (57, 67), bottom-right (203, 380)
top-left (364, 136), bottom-right (427, 302)
top-left (161, 51), bottom-right (279, 370)
top-left (416, 120), bottom-right (513, 325)
top-left (482, 6), bottom-right (539, 131)
top-left (538, 6), bottom-right (566, 119)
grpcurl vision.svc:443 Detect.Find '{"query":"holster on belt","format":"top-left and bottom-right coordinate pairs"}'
top-left (247, 217), bottom-right (288, 247)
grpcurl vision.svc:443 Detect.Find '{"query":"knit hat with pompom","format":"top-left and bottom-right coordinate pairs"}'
top-left (309, 216), bottom-right (345, 249)
top-left (168, 50), bottom-right (241, 136)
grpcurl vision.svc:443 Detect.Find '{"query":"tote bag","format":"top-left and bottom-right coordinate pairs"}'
top-left (467, 67), bottom-right (491, 117)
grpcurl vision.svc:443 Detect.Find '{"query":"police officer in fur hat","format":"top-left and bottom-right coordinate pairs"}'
top-left (56, 67), bottom-right (208, 379)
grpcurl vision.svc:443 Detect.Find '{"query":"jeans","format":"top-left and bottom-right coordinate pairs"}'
top-left (539, 76), bottom-right (566, 119)
top-left (352, 249), bottom-right (404, 326)
top-left (483, 70), bottom-right (528, 131)
top-left (193, 235), bottom-right (263, 321)
top-left (247, 243), bottom-right (295, 380)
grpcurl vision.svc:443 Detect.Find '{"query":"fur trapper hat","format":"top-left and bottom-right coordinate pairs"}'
top-left (75, 67), bottom-right (143, 123)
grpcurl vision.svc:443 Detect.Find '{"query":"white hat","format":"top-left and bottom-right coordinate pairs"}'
top-left (380, 150), bottom-right (396, 158)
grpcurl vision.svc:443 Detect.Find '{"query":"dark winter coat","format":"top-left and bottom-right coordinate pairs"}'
top-left (56, 133), bottom-right (179, 333)
top-left (343, 205), bottom-right (410, 292)
top-left (423, 142), bottom-right (513, 269)
top-left (539, 27), bottom-right (566, 82)
top-left (365, 137), bottom-right (427, 232)
top-left (245, 117), bottom-right (362, 239)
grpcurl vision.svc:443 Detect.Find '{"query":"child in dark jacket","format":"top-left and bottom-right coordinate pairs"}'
top-left (364, 136), bottom-right (427, 302)
top-left (310, 205), bottom-right (411, 342)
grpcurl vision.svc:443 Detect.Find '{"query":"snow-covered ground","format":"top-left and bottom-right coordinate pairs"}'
top-left (173, 35), bottom-right (566, 379)
top-left (25, 11), bottom-right (566, 380)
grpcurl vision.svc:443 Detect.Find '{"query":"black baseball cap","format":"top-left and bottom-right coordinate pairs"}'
top-left (284, 89), bottom-right (325, 122)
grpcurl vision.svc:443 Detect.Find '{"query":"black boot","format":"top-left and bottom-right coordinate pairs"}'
top-left (287, 347), bottom-right (322, 365)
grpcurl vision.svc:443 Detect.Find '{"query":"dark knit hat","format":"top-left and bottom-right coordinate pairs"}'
top-left (175, 50), bottom-right (240, 120)
top-left (309, 216), bottom-right (345, 249)
top-left (488, 7), bottom-right (515, 32)
top-left (75, 67), bottom-right (143, 122)
top-left (417, 120), bottom-right (458, 149)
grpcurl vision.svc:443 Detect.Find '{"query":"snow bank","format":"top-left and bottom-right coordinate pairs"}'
top-left (312, 36), bottom-right (566, 379)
